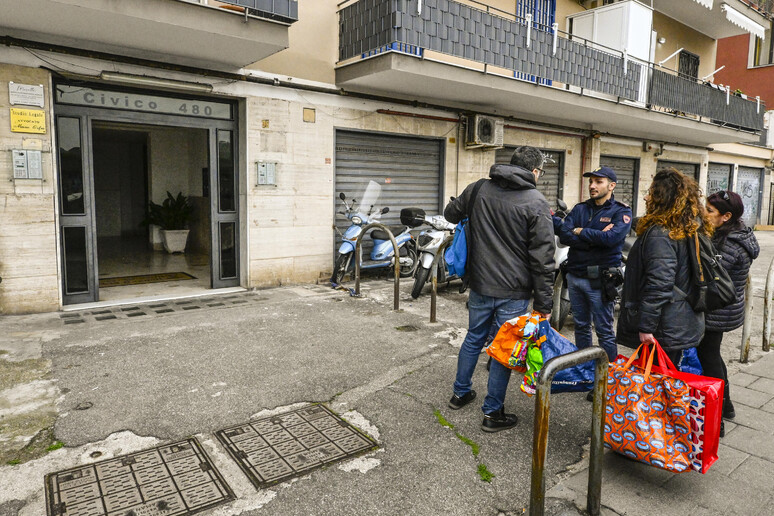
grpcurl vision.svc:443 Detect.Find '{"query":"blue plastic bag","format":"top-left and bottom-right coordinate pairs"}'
top-left (677, 347), bottom-right (703, 375)
top-left (444, 219), bottom-right (468, 278)
top-left (539, 321), bottom-right (596, 393)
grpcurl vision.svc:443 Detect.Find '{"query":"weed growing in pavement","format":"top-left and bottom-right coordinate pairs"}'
top-left (7, 459), bottom-right (21, 465)
top-left (434, 409), bottom-right (455, 429)
top-left (477, 463), bottom-right (495, 483)
top-left (47, 441), bottom-right (64, 452)
top-left (455, 433), bottom-right (480, 456)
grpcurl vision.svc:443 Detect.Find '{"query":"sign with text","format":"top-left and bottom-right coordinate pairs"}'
top-left (9, 82), bottom-right (45, 107)
top-left (10, 108), bottom-right (46, 134)
top-left (55, 85), bottom-right (232, 120)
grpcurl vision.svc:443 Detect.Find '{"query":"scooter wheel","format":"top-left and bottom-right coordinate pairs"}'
top-left (411, 265), bottom-right (431, 299)
top-left (331, 253), bottom-right (352, 285)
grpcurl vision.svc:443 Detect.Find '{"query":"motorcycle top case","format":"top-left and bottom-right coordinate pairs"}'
top-left (400, 207), bottom-right (426, 228)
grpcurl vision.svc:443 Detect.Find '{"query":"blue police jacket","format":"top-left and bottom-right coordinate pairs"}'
top-left (552, 195), bottom-right (632, 277)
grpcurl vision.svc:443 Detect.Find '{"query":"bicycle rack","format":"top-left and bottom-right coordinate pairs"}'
top-left (353, 223), bottom-right (401, 311)
top-left (429, 235), bottom-right (454, 323)
top-left (530, 347), bottom-right (609, 516)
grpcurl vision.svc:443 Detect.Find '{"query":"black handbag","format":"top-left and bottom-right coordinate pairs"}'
top-left (687, 233), bottom-right (736, 312)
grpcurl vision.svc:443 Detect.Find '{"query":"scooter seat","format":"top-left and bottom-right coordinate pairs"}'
top-left (371, 227), bottom-right (404, 241)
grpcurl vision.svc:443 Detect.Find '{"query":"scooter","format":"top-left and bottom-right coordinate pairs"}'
top-left (331, 182), bottom-right (418, 285)
top-left (404, 208), bottom-right (458, 299)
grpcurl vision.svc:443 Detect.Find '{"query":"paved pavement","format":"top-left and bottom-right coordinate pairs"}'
top-left (0, 231), bottom-right (772, 516)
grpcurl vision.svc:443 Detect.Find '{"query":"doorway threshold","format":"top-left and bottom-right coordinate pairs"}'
top-left (62, 287), bottom-right (246, 312)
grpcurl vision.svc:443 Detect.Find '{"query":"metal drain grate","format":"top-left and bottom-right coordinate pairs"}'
top-left (44, 438), bottom-right (234, 516)
top-left (216, 404), bottom-right (378, 489)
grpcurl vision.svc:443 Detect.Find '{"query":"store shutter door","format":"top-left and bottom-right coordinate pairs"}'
top-left (599, 156), bottom-right (638, 212)
top-left (657, 160), bottom-right (699, 180)
top-left (495, 147), bottom-right (563, 207)
top-left (707, 163), bottom-right (732, 195)
top-left (334, 130), bottom-right (443, 252)
top-left (737, 166), bottom-right (763, 227)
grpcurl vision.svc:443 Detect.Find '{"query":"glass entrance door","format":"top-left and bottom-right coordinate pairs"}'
top-left (209, 129), bottom-right (239, 288)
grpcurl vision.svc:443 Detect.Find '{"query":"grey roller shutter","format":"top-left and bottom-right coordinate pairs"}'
top-left (657, 160), bottom-right (699, 181)
top-left (707, 163), bottom-right (732, 195)
top-left (495, 147), bottom-right (563, 207)
top-left (737, 166), bottom-right (763, 227)
top-left (334, 130), bottom-right (443, 252)
top-left (599, 156), bottom-right (638, 213)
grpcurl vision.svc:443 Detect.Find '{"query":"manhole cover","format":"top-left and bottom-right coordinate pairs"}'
top-left (215, 404), bottom-right (378, 489)
top-left (44, 438), bottom-right (234, 516)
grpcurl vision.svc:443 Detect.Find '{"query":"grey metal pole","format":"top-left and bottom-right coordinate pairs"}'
top-left (740, 274), bottom-right (754, 363)
top-left (353, 223), bottom-right (401, 311)
top-left (764, 257), bottom-right (774, 352)
top-left (529, 347), bottom-right (608, 516)
top-left (429, 235), bottom-right (454, 323)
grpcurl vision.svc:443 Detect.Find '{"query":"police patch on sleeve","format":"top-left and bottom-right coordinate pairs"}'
top-left (623, 215), bottom-right (631, 224)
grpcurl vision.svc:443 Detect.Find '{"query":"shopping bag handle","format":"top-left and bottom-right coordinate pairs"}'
top-left (622, 342), bottom-right (656, 379)
top-left (639, 339), bottom-right (679, 372)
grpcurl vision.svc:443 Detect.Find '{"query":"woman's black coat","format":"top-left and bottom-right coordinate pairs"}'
top-left (617, 225), bottom-right (704, 351)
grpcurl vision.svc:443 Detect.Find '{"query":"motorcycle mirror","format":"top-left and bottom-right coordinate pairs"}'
top-left (557, 199), bottom-right (568, 211)
top-left (450, 196), bottom-right (456, 201)
top-left (381, 207), bottom-right (390, 214)
top-left (339, 192), bottom-right (346, 200)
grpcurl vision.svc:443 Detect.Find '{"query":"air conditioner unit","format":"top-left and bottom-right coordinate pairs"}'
top-left (466, 115), bottom-right (505, 149)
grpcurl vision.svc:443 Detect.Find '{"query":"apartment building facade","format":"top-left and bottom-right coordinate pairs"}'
top-left (0, 0), bottom-right (770, 313)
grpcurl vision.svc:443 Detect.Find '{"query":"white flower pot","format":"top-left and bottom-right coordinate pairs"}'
top-left (149, 224), bottom-right (164, 251)
top-left (161, 229), bottom-right (189, 254)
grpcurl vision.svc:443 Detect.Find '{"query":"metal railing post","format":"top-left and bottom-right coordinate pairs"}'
top-left (353, 223), bottom-right (401, 311)
top-left (429, 235), bottom-right (454, 323)
top-left (530, 347), bottom-right (609, 516)
top-left (764, 258), bottom-right (774, 352)
top-left (740, 274), bottom-right (755, 363)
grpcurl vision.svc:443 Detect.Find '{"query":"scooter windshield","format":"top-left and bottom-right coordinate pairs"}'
top-left (358, 180), bottom-right (382, 215)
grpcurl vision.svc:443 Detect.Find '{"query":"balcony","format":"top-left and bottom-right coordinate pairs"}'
top-left (336, 0), bottom-right (764, 146)
top-left (651, 0), bottom-right (769, 39)
top-left (0, 0), bottom-right (298, 70)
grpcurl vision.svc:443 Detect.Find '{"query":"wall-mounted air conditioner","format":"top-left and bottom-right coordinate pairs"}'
top-left (466, 115), bottom-right (504, 149)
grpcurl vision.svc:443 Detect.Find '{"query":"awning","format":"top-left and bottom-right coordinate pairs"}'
top-left (692, 0), bottom-right (714, 9)
top-left (721, 3), bottom-right (766, 38)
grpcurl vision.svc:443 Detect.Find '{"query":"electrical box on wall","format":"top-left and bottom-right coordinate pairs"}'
top-left (256, 161), bottom-right (277, 186)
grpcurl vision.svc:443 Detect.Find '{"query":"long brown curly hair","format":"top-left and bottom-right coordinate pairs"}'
top-left (636, 168), bottom-right (713, 239)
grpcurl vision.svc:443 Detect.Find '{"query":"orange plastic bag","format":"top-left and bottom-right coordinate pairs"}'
top-left (485, 312), bottom-right (545, 372)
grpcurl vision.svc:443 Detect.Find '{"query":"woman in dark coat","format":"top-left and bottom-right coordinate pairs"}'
top-left (699, 190), bottom-right (759, 433)
top-left (617, 169), bottom-right (711, 363)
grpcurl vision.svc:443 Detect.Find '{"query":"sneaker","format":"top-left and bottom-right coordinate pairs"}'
top-left (723, 401), bottom-right (736, 420)
top-left (448, 390), bottom-right (476, 410)
top-left (481, 408), bottom-right (518, 432)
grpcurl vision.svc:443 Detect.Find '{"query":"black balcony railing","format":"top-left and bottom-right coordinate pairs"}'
top-left (219, 0), bottom-right (298, 23)
top-left (649, 68), bottom-right (765, 131)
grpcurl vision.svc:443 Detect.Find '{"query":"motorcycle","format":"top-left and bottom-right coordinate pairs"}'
top-left (402, 208), bottom-right (459, 299)
top-left (331, 181), bottom-right (418, 285)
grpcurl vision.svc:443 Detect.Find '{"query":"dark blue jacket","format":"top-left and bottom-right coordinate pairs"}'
top-left (553, 196), bottom-right (632, 276)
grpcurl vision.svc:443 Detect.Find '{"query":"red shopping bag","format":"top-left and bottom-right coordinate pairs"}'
top-left (635, 342), bottom-right (724, 474)
top-left (605, 344), bottom-right (694, 473)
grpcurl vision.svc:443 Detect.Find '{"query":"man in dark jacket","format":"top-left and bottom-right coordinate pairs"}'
top-left (444, 146), bottom-right (555, 433)
top-left (554, 166), bottom-right (632, 362)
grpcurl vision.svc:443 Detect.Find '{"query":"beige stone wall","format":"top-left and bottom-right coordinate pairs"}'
top-left (653, 12), bottom-right (717, 80)
top-left (0, 65), bottom-right (58, 314)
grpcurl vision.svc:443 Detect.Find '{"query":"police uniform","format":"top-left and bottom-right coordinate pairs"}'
top-left (554, 167), bottom-right (632, 361)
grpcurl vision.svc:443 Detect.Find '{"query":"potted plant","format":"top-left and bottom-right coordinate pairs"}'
top-left (143, 191), bottom-right (193, 253)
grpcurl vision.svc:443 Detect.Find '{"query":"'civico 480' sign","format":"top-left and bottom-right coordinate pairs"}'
top-left (55, 85), bottom-right (232, 120)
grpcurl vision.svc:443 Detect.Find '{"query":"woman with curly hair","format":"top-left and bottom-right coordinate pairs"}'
top-left (617, 168), bottom-right (711, 363)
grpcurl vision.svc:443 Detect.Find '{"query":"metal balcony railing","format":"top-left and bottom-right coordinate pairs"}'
top-left (744, 0), bottom-right (774, 17)
top-left (218, 0), bottom-right (298, 23)
top-left (338, 0), bottom-right (765, 133)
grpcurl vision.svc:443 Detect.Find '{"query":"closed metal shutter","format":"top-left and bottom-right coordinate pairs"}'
top-left (599, 156), bottom-right (638, 212)
top-left (737, 166), bottom-right (763, 227)
top-left (334, 130), bottom-right (443, 251)
top-left (707, 163), bottom-right (732, 195)
top-left (495, 147), bottom-right (563, 207)
top-left (657, 160), bottom-right (700, 180)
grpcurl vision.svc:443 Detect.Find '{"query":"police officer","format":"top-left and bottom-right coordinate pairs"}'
top-left (554, 166), bottom-right (632, 363)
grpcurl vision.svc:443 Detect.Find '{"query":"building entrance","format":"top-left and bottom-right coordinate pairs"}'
top-left (54, 83), bottom-right (239, 305)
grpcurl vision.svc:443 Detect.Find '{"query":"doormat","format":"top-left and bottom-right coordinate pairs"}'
top-left (44, 438), bottom-right (234, 516)
top-left (215, 404), bottom-right (378, 489)
top-left (99, 272), bottom-right (196, 288)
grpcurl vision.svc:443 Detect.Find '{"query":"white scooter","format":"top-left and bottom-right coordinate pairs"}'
top-left (404, 209), bottom-right (458, 299)
top-left (551, 200), bottom-right (571, 331)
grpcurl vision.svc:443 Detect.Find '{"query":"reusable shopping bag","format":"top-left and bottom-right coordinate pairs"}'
top-left (635, 343), bottom-right (723, 474)
top-left (444, 179), bottom-right (485, 278)
top-left (539, 321), bottom-right (596, 394)
top-left (677, 347), bottom-right (703, 376)
top-left (605, 344), bottom-right (694, 473)
top-left (485, 311), bottom-right (544, 373)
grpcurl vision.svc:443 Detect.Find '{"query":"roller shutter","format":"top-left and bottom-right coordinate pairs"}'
top-left (334, 130), bottom-right (443, 252)
top-left (737, 166), bottom-right (764, 227)
top-left (496, 147), bottom-right (563, 208)
top-left (599, 156), bottom-right (638, 213)
top-left (657, 160), bottom-right (699, 180)
top-left (707, 163), bottom-right (732, 195)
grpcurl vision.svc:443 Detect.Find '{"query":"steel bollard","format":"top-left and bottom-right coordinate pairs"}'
top-left (764, 257), bottom-right (774, 352)
top-left (429, 235), bottom-right (454, 323)
top-left (353, 223), bottom-right (401, 311)
top-left (530, 347), bottom-right (609, 516)
top-left (740, 274), bottom-right (755, 363)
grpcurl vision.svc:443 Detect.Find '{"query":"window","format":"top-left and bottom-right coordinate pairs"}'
top-left (678, 50), bottom-right (700, 80)
top-left (753, 21), bottom-right (774, 67)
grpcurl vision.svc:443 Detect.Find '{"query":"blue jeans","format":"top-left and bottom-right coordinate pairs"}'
top-left (567, 273), bottom-right (617, 361)
top-left (453, 290), bottom-right (530, 415)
